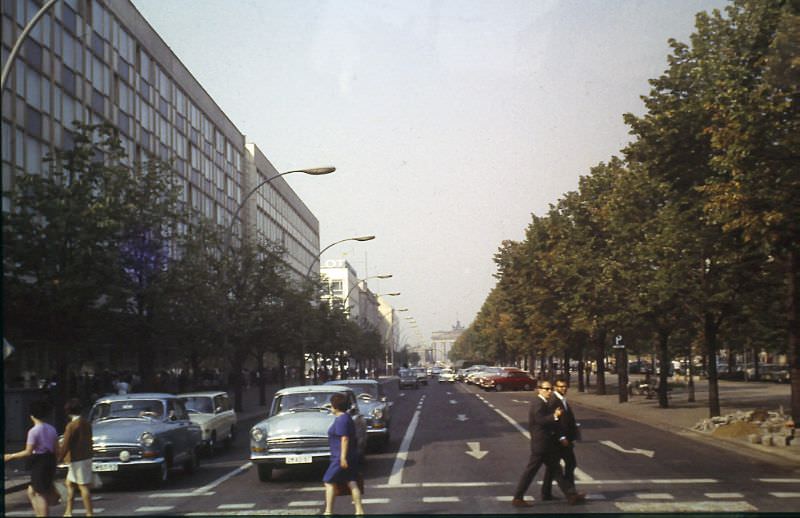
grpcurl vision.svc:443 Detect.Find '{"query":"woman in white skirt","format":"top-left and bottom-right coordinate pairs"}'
top-left (58, 399), bottom-right (94, 517)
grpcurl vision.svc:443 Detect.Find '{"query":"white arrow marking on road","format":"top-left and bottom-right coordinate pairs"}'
top-left (512, 399), bottom-right (529, 404)
top-left (449, 399), bottom-right (458, 404)
top-left (600, 440), bottom-right (655, 458)
top-left (465, 442), bottom-right (488, 460)
top-left (456, 414), bottom-right (469, 421)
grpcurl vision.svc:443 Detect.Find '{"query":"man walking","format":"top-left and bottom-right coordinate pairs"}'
top-left (541, 378), bottom-right (579, 500)
top-left (511, 381), bottom-right (585, 507)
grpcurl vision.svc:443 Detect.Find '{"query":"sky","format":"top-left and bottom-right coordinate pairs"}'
top-left (131, 0), bottom-right (729, 348)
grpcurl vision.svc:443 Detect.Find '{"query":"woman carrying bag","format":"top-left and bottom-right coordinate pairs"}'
top-left (4, 400), bottom-right (59, 516)
top-left (322, 393), bottom-right (365, 515)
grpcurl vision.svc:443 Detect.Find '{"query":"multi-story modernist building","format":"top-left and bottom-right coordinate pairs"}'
top-left (1, 0), bottom-right (320, 379)
top-left (320, 259), bottom-right (400, 370)
top-left (1, 0), bottom-right (319, 278)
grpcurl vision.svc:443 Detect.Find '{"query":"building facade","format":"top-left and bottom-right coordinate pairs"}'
top-left (1, 0), bottom-right (320, 375)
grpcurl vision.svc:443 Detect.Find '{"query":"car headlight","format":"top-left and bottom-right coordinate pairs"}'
top-left (250, 427), bottom-right (265, 442)
top-left (371, 408), bottom-right (383, 419)
top-left (139, 432), bottom-right (155, 447)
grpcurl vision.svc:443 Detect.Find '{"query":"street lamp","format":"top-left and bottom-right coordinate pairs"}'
top-left (344, 274), bottom-right (393, 301)
top-left (1, 0), bottom-right (60, 91)
top-left (224, 167), bottom-right (335, 252)
top-left (304, 235), bottom-right (375, 279)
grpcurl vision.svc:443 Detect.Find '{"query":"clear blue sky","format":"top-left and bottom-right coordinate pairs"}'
top-left (132, 0), bottom-right (729, 348)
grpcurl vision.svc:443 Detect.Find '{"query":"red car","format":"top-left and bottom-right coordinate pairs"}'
top-left (481, 370), bottom-right (536, 391)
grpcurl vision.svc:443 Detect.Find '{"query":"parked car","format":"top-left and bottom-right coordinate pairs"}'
top-left (326, 379), bottom-right (392, 449)
top-left (438, 368), bottom-right (456, 383)
top-left (398, 368), bottom-right (419, 389)
top-left (481, 370), bottom-right (536, 391)
top-left (760, 364), bottom-right (791, 383)
top-left (249, 385), bottom-right (367, 482)
top-left (88, 393), bottom-right (202, 486)
top-left (178, 391), bottom-right (237, 452)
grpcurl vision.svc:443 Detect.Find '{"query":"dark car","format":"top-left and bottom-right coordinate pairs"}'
top-left (326, 379), bottom-right (392, 449)
top-left (398, 368), bottom-right (419, 389)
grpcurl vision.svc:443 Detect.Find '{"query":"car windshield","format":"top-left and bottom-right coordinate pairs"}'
top-left (399, 369), bottom-right (414, 378)
top-left (181, 396), bottom-right (214, 414)
top-left (274, 392), bottom-right (339, 414)
top-left (339, 384), bottom-right (378, 399)
top-left (91, 399), bottom-right (165, 421)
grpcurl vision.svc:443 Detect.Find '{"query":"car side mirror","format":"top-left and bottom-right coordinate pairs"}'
top-left (169, 411), bottom-right (178, 421)
top-left (380, 396), bottom-right (387, 403)
top-left (215, 406), bottom-right (223, 413)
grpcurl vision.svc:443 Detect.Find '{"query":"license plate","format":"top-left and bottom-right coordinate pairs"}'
top-left (92, 462), bottom-right (119, 472)
top-left (285, 455), bottom-right (312, 464)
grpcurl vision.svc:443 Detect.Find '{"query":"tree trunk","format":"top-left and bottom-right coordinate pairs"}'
top-left (705, 312), bottom-right (721, 417)
top-left (687, 353), bottom-right (695, 403)
top-left (657, 328), bottom-right (670, 409)
top-left (278, 351), bottom-right (287, 388)
top-left (577, 359), bottom-right (585, 393)
top-left (787, 248), bottom-right (799, 423)
top-left (596, 328), bottom-right (607, 395)
top-left (257, 351), bottom-right (266, 407)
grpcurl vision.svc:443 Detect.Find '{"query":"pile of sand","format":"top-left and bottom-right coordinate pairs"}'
top-left (711, 420), bottom-right (759, 438)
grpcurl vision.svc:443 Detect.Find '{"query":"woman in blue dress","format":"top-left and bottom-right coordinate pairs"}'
top-left (323, 393), bottom-right (364, 515)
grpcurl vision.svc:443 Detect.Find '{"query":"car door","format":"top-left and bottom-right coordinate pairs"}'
top-left (166, 398), bottom-right (191, 462)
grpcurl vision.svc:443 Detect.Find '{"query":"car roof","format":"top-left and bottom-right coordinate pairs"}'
top-left (325, 379), bottom-right (378, 386)
top-left (93, 393), bottom-right (175, 403)
top-left (177, 391), bottom-right (229, 397)
top-left (275, 385), bottom-right (354, 396)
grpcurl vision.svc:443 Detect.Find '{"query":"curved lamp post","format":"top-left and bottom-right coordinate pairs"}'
top-left (1, 0), bottom-right (60, 91)
top-left (224, 167), bottom-right (335, 252)
top-left (344, 274), bottom-right (393, 301)
top-left (305, 235), bottom-right (375, 279)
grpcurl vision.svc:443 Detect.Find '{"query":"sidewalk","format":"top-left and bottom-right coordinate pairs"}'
top-left (566, 374), bottom-right (799, 466)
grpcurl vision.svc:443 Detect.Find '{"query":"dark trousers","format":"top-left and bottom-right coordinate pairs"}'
top-left (513, 446), bottom-right (575, 500)
top-left (541, 443), bottom-right (576, 496)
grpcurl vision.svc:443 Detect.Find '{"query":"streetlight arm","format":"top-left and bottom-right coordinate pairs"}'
top-left (305, 235), bottom-right (375, 279)
top-left (224, 167), bottom-right (334, 252)
top-left (1, 0), bottom-right (60, 91)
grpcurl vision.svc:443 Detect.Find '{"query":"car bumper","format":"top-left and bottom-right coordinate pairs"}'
top-left (250, 451), bottom-right (330, 466)
top-left (91, 457), bottom-right (166, 474)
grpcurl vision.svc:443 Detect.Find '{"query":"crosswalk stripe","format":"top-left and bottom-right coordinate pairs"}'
top-left (423, 496), bottom-right (460, 503)
top-left (288, 500), bottom-right (323, 507)
top-left (636, 493), bottom-right (674, 500)
top-left (770, 492), bottom-right (800, 498)
top-left (758, 478), bottom-right (800, 483)
top-left (616, 501), bottom-right (757, 512)
top-left (705, 493), bottom-right (744, 498)
top-left (361, 498), bottom-right (390, 504)
top-left (135, 506), bottom-right (174, 513)
top-left (218, 503), bottom-right (256, 509)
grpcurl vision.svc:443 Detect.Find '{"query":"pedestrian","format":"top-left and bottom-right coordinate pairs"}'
top-left (4, 400), bottom-right (59, 516)
top-left (541, 377), bottom-right (580, 500)
top-left (511, 381), bottom-right (586, 507)
top-left (322, 393), bottom-right (364, 515)
top-left (57, 398), bottom-right (94, 517)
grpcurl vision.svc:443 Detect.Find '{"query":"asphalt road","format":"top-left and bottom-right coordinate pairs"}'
top-left (4, 380), bottom-right (800, 515)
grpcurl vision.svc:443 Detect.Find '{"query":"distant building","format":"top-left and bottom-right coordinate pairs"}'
top-left (429, 321), bottom-right (465, 365)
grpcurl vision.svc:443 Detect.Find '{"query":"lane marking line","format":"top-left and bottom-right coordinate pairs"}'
top-left (705, 492), bottom-right (744, 498)
top-left (770, 492), bottom-right (800, 498)
top-left (191, 461), bottom-right (252, 495)
top-left (758, 478), bottom-right (800, 483)
top-left (218, 503), bottom-right (256, 509)
top-left (387, 396), bottom-right (424, 485)
top-left (636, 493), bottom-right (674, 500)
top-left (361, 498), bottom-right (390, 504)
top-left (288, 500), bottom-right (323, 507)
top-left (149, 492), bottom-right (214, 498)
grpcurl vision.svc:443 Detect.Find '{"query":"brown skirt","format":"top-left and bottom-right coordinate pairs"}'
top-left (333, 474), bottom-right (365, 496)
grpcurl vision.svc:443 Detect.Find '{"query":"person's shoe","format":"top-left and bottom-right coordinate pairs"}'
top-left (511, 498), bottom-right (534, 508)
top-left (567, 492), bottom-right (586, 505)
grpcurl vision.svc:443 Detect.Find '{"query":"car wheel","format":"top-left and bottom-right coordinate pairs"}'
top-left (257, 464), bottom-right (273, 482)
top-left (523, 383), bottom-right (532, 391)
top-left (496, 384), bottom-right (504, 392)
top-left (184, 447), bottom-right (199, 475)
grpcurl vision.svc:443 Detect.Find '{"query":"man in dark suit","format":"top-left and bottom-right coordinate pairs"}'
top-left (541, 377), bottom-right (579, 500)
top-left (511, 381), bottom-right (586, 507)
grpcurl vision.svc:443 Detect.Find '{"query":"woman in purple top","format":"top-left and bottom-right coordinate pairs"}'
top-left (322, 393), bottom-right (364, 515)
top-left (4, 400), bottom-right (58, 516)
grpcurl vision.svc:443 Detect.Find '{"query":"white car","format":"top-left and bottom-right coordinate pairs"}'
top-left (179, 391), bottom-right (237, 452)
top-left (438, 368), bottom-right (456, 383)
